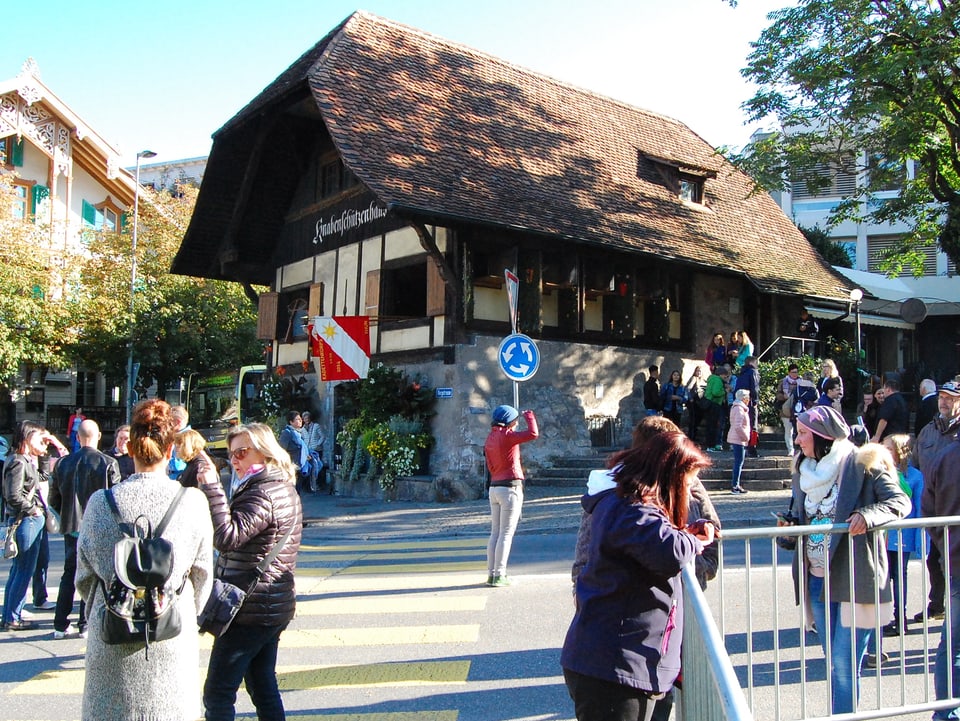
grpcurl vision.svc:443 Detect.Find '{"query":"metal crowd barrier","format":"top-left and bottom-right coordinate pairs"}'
top-left (680, 516), bottom-right (960, 721)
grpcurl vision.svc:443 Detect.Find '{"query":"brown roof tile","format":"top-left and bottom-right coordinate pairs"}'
top-left (179, 11), bottom-right (850, 300)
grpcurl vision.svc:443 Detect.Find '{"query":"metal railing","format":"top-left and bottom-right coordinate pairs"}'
top-left (757, 335), bottom-right (821, 362)
top-left (680, 563), bottom-right (755, 721)
top-left (700, 516), bottom-right (960, 721)
top-left (682, 516), bottom-right (960, 721)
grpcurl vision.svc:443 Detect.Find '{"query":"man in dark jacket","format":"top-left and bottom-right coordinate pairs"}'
top-left (48, 419), bottom-right (120, 638)
top-left (920, 422), bottom-right (960, 718)
top-left (642, 365), bottom-right (661, 416)
top-left (872, 377), bottom-right (910, 442)
top-left (104, 424), bottom-right (134, 481)
top-left (916, 379), bottom-right (939, 436)
top-left (913, 380), bottom-right (960, 621)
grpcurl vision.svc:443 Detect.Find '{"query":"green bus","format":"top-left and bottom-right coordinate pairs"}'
top-left (186, 365), bottom-right (266, 457)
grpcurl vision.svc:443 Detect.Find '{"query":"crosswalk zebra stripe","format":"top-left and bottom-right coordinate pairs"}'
top-left (277, 660), bottom-right (471, 688)
top-left (11, 660), bottom-right (470, 695)
top-left (268, 625), bottom-right (480, 647)
top-left (298, 561), bottom-right (485, 576)
top-left (301, 548), bottom-right (483, 562)
top-left (300, 539), bottom-right (485, 552)
top-left (296, 595), bottom-right (486, 615)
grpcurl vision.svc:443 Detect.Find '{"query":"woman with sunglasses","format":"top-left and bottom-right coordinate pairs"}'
top-left (2, 420), bottom-right (67, 630)
top-left (196, 423), bottom-right (303, 721)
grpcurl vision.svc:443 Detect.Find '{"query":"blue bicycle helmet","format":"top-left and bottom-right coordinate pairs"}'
top-left (491, 405), bottom-right (519, 426)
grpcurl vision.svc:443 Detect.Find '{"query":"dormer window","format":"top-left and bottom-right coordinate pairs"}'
top-left (679, 175), bottom-right (704, 204)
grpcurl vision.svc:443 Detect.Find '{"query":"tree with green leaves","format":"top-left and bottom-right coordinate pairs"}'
top-left (0, 176), bottom-right (77, 384)
top-left (732, 0), bottom-right (960, 275)
top-left (800, 225), bottom-right (854, 268)
top-left (71, 184), bottom-right (265, 400)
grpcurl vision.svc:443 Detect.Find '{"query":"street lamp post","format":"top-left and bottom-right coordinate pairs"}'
top-left (850, 288), bottom-right (863, 372)
top-left (126, 149), bottom-right (157, 423)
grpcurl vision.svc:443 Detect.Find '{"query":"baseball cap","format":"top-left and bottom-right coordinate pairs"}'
top-left (939, 381), bottom-right (960, 397)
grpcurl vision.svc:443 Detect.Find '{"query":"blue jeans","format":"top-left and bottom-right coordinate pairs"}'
top-left (487, 485), bottom-right (523, 576)
top-left (3, 514), bottom-right (45, 624)
top-left (731, 444), bottom-right (746, 490)
top-left (934, 577), bottom-right (960, 719)
top-left (808, 575), bottom-right (872, 714)
top-left (204, 622), bottom-right (287, 721)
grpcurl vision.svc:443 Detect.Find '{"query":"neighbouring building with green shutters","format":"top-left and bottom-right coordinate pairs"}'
top-left (0, 58), bottom-right (137, 436)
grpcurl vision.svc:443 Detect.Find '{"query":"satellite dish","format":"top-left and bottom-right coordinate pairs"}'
top-left (900, 297), bottom-right (928, 323)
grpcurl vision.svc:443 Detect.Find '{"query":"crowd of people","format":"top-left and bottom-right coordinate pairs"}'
top-left (1, 401), bottom-right (304, 721)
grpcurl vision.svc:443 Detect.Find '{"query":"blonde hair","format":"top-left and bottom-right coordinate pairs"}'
top-left (821, 359), bottom-right (839, 378)
top-left (226, 423), bottom-right (297, 481)
top-left (128, 399), bottom-right (177, 466)
top-left (174, 428), bottom-right (206, 463)
top-left (882, 433), bottom-right (912, 473)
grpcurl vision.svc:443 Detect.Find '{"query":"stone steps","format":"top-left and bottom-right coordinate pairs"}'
top-left (532, 430), bottom-right (794, 492)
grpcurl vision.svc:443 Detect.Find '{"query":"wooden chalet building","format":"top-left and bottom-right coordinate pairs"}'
top-left (174, 12), bottom-right (852, 498)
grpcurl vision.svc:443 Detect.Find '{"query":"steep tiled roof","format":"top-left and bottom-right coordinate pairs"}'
top-left (178, 11), bottom-right (850, 300)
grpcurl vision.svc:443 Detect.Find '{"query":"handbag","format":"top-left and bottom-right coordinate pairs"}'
top-left (748, 429), bottom-right (759, 448)
top-left (39, 495), bottom-right (60, 534)
top-left (3, 517), bottom-right (21, 559)
top-left (198, 521), bottom-right (295, 637)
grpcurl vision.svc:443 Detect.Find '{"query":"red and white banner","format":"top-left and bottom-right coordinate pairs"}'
top-left (307, 316), bottom-right (370, 381)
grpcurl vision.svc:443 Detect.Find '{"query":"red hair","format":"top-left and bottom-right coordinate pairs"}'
top-left (612, 431), bottom-right (710, 528)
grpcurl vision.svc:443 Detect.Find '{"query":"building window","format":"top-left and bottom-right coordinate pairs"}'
top-left (82, 198), bottom-right (125, 233)
top-left (791, 156), bottom-right (857, 199)
top-left (11, 181), bottom-right (30, 219)
top-left (679, 175), bottom-right (704, 204)
top-left (0, 136), bottom-right (24, 167)
top-left (382, 262), bottom-right (427, 318)
top-left (277, 289), bottom-right (310, 343)
top-left (24, 386), bottom-right (44, 413)
top-left (318, 158), bottom-right (360, 201)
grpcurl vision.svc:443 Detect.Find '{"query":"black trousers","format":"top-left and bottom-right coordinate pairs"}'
top-left (928, 544), bottom-right (946, 612)
top-left (54, 534), bottom-right (85, 632)
top-left (564, 669), bottom-right (662, 721)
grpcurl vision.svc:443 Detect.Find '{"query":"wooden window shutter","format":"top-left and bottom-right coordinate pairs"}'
top-left (365, 270), bottom-right (380, 318)
top-left (426, 260), bottom-right (445, 316)
top-left (257, 292), bottom-right (279, 340)
top-left (308, 282), bottom-right (323, 318)
top-left (11, 138), bottom-right (24, 166)
top-left (81, 200), bottom-right (97, 228)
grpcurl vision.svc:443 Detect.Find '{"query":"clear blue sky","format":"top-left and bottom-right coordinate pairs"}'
top-left (5, 0), bottom-right (786, 167)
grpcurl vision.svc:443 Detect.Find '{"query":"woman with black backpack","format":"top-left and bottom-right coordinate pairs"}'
top-left (77, 400), bottom-right (213, 721)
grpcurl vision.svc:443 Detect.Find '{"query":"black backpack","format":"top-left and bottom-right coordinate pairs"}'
top-left (99, 486), bottom-right (187, 657)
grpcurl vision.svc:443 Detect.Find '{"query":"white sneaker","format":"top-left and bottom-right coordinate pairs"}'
top-left (53, 624), bottom-right (81, 640)
top-left (33, 601), bottom-right (55, 610)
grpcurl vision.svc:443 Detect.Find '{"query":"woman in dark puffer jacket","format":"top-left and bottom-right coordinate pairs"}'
top-left (196, 422), bottom-right (303, 721)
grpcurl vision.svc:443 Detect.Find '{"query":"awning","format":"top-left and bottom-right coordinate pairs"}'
top-left (806, 306), bottom-right (915, 330)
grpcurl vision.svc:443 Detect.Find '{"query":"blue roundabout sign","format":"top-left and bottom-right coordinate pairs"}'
top-left (498, 333), bottom-right (540, 382)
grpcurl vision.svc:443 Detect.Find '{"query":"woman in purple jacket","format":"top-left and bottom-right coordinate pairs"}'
top-left (561, 431), bottom-right (715, 721)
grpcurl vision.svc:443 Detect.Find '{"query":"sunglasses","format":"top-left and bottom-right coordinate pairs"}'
top-left (229, 447), bottom-right (252, 461)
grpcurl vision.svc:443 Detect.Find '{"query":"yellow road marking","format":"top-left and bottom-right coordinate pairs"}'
top-left (297, 595), bottom-right (486, 615)
top-left (275, 625), bottom-right (480, 647)
top-left (298, 561), bottom-right (485, 577)
top-left (277, 660), bottom-right (470, 688)
top-left (295, 573), bottom-right (485, 594)
top-left (302, 548), bottom-right (482, 562)
top-left (12, 661), bottom-right (470, 695)
top-left (273, 713), bottom-right (458, 720)
top-left (300, 539), bottom-right (485, 552)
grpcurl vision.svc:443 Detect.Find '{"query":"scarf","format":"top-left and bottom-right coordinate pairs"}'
top-left (934, 414), bottom-right (960, 435)
top-left (799, 438), bottom-right (855, 516)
